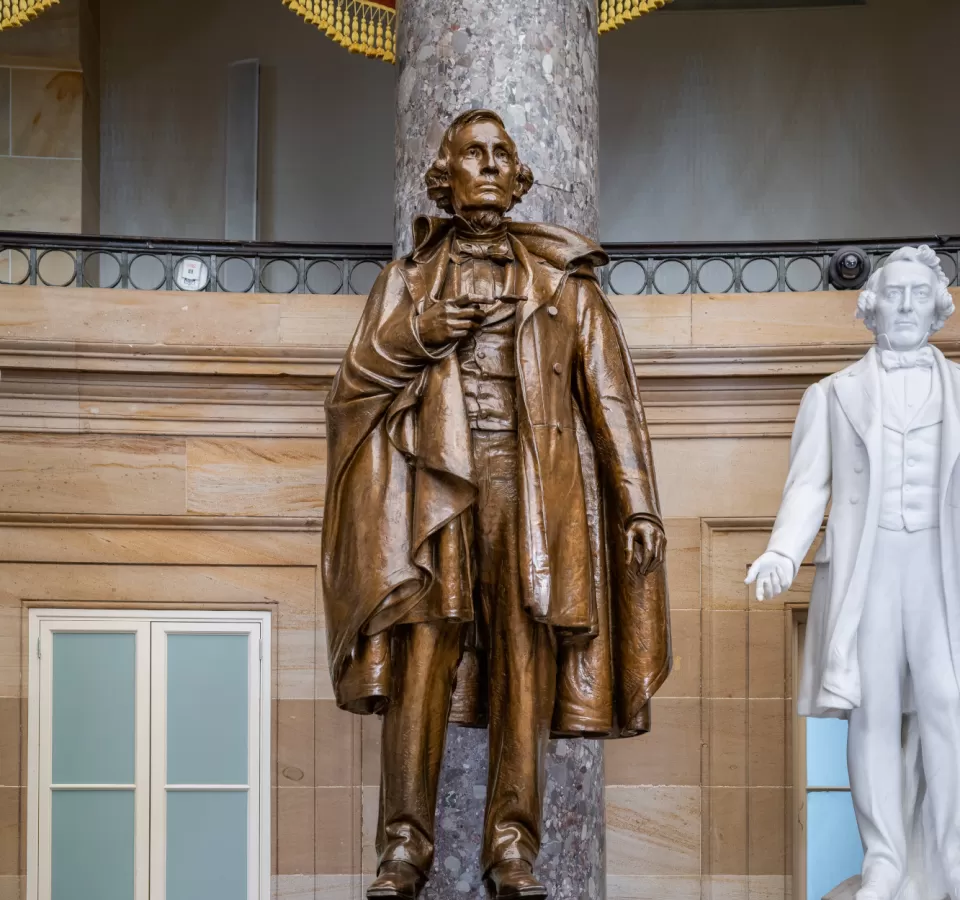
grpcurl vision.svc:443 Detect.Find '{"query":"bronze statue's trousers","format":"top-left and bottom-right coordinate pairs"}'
top-left (377, 430), bottom-right (559, 877)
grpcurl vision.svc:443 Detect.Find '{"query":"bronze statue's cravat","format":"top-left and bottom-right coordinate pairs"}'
top-left (451, 238), bottom-right (519, 433)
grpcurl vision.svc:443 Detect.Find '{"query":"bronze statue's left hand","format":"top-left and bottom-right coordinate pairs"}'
top-left (625, 520), bottom-right (666, 575)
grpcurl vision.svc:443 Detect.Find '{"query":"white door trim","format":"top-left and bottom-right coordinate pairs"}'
top-left (26, 608), bottom-right (272, 900)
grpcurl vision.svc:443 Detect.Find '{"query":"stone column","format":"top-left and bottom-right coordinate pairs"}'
top-left (392, 3), bottom-right (603, 898)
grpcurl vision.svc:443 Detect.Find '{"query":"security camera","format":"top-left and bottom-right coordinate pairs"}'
top-left (827, 246), bottom-right (871, 291)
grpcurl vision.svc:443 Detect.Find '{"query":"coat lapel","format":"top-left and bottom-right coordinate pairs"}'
top-left (404, 219), bottom-right (453, 312)
top-left (935, 347), bottom-right (960, 505)
top-left (934, 346), bottom-right (960, 696)
top-left (910, 364), bottom-right (944, 430)
top-left (835, 347), bottom-right (882, 448)
top-left (513, 236), bottom-right (564, 330)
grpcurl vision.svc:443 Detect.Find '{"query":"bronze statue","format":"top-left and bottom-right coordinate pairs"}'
top-left (321, 109), bottom-right (671, 900)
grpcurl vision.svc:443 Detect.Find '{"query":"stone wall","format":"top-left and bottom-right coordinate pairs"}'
top-left (1, 285), bottom-right (958, 899)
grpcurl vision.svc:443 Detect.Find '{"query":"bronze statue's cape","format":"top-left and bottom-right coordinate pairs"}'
top-left (321, 216), bottom-right (671, 738)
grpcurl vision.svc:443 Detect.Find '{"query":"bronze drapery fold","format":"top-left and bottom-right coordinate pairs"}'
top-left (322, 215), bottom-right (672, 742)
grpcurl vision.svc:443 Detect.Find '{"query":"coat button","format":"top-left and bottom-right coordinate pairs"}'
top-left (553, 363), bottom-right (562, 375)
top-left (850, 496), bottom-right (860, 505)
top-left (854, 463), bottom-right (864, 474)
top-left (477, 350), bottom-right (486, 359)
top-left (547, 306), bottom-right (559, 317)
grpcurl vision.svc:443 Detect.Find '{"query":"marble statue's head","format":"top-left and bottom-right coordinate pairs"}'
top-left (425, 109), bottom-right (534, 227)
top-left (857, 245), bottom-right (955, 351)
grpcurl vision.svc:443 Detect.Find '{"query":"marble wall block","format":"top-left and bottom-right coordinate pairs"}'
top-left (0, 433), bottom-right (186, 515)
top-left (606, 785), bottom-right (701, 878)
top-left (185, 437), bottom-right (326, 518)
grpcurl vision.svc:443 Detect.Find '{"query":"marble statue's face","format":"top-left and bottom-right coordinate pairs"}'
top-left (446, 120), bottom-right (519, 218)
top-left (874, 260), bottom-right (939, 351)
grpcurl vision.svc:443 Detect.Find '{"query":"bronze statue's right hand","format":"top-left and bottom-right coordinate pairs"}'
top-left (417, 294), bottom-right (490, 348)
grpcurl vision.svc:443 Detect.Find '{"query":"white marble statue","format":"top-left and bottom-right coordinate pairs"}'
top-left (746, 246), bottom-right (960, 900)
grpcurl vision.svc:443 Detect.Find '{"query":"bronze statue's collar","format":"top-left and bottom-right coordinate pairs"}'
top-left (450, 214), bottom-right (509, 240)
top-left (410, 215), bottom-right (609, 273)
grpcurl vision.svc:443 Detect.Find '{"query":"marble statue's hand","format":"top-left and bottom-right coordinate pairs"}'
top-left (416, 294), bottom-right (491, 348)
top-left (745, 551), bottom-right (796, 602)
top-left (625, 519), bottom-right (666, 575)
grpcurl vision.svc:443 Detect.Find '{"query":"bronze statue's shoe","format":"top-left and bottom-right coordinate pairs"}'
top-left (366, 861), bottom-right (424, 899)
top-left (484, 860), bottom-right (548, 899)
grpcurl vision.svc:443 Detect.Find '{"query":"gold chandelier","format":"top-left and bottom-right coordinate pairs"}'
top-left (283, 0), bottom-right (672, 63)
top-left (0, 0), bottom-right (59, 31)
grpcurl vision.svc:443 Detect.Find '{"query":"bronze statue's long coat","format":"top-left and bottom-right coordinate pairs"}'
top-left (321, 216), bottom-right (671, 738)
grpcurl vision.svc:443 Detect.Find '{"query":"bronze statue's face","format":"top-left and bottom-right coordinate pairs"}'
top-left (446, 120), bottom-right (520, 218)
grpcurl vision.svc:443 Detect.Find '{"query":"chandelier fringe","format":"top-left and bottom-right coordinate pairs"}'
top-left (4, 0), bottom-right (668, 56)
top-left (0, 0), bottom-right (59, 31)
top-left (285, 0), bottom-right (670, 64)
top-left (282, 0), bottom-right (396, 62)
top-left (599, 0), bottom-right (671, 33)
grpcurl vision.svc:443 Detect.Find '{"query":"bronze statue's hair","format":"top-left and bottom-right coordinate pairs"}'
top-left (424, 109), bottom-right (535, 214)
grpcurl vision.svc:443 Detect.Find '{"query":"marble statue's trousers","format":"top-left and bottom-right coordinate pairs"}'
top-left (377, 430), bottom-right (558, 876)
top-left (848, 527), bottom-right (960, 897)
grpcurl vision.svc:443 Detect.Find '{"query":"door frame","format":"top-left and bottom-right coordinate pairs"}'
top-left (26, 607), bottom-right (272, 900)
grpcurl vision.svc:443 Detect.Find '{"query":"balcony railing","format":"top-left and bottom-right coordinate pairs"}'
top-left (1, 231), bottom-right (957, 296)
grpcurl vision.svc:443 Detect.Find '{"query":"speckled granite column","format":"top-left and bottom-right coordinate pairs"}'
top-left (392, 2), bottom-right (604, 898)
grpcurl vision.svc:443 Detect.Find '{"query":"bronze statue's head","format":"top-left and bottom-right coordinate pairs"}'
top-left (425, 110), bottom-right (534, 228)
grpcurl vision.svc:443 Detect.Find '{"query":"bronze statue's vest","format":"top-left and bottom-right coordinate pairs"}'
top-left (446, 239), bottom-right (519, 432)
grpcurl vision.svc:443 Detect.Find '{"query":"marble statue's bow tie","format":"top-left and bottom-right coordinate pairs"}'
top-left (879, 347), bottom-right (935, 371)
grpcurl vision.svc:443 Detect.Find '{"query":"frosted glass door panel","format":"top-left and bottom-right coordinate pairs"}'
top-left (807, 791), bottom-right (863, 900)
top-left (51, 790), bottom-right (135, 900)
top-left (166, 791), bottom-right (247, 900)
top-left (167, 634), bottom-right (249, 785)
top-left (806, 717), bottom-right (850, 788)
top-left (52, 633), bottom-right (135, 784)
